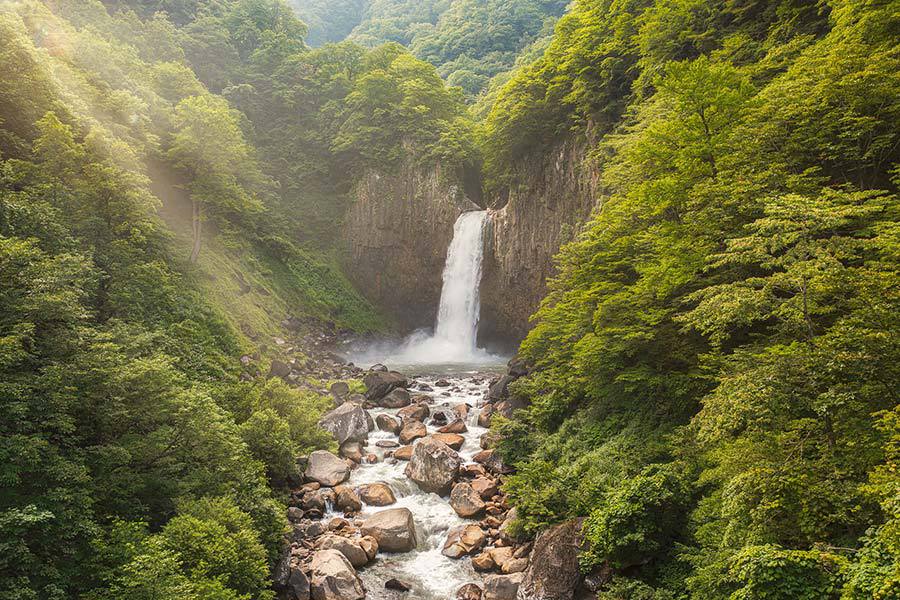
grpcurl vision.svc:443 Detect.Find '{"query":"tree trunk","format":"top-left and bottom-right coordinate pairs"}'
top-left (190, 199), bottom-right (203, 264)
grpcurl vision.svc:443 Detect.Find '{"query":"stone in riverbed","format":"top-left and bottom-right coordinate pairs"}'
top-left (358, 536), bottom-right (378, 560)
top-left (356, 482), bottom-right (396, 506)
top-left (397, 402), bottom-right (430, 422)
top-left (393, 445), bottom-right (414, 460)
top-left (375, 413), bottom-right (401, 434)
top-left (316, 534), bottom-right (369, 568)
top-left (384, 578), bottom-right (412, 592)
top-left (482, 573), bottom-right (524, 600)
top-left (360, 507), bottom-right (417, 552)
top-left (450, 482), bottom-right (486, 518)
top-left (308, 549), bottom-right (364, 600)
top-left (319, 402), bottom-right (369, 445)
top-left (473, 449), bottom-right (513, 475)
top-left (404, 437), bottom-right (461, 495)
top-left (364, 370), bottom-right (407, 400)
top-left (377, 387), bottom-right (412, 409)
top-left (340, 441), bottom-right (363, 463)
top-left (470, 476), bottom-right (499, 500)
top-left (431, 432), bottom-right (465, 450)
top-left (472, 551), bottom-right (495, 571)
top-left (439, 418), bottom-right (468, 434)
top-left (398, 420), bottom-right (427, 444)
top-left (442, 524), bottom-right (486, 558)
top-left (502, 558), bottom-right (529, 574)
top-left (305, 450), bottom-right (350, 487)
top-left (333, 486), bottom-right (362, 513)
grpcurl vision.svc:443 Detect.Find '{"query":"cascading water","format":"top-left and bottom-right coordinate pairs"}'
top-left (380, 210), bottom-right (495, 365)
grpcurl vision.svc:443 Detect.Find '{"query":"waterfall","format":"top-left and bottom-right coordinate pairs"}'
top-left (433, 210), bottom-right (488, 353)
top-left (386, 210), bottom-right (494, 365)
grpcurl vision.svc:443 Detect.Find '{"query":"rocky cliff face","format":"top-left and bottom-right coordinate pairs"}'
top-left (342, 160), bottom-right (479, 330)
top-left (480, 136), bottom-right (599, 343)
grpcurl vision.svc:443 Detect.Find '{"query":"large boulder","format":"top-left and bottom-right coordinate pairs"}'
top-left (377, 387), bottom-right (411, 409)
top-left (404, 437), bottom-right (461, 495)
top-left (432, 432), bottom-right (465, 451)
top-left (473, 449), bottom-right (514, 475)
top-left (360, 507), bottom-right (417, 552)
top-left (319, 403), bottom-right (369, 445)
top-left (397, 402), bottom-right (430, 422)
top-left (482, 573), bottom-right (524, 600)
top-left (333, 486), bottom-right (362, 513)
top-left (457, 583), bottom-right (483, 600)
top-left (518, 519), bottom-right (583, 600)
top-left (309, 549), bottom-right (364, 600)
top-left (450, 482), bottom-right (486, 518)
top-left (305, 450), bottom-right (350, 487)
top-left (356, 482), bottom-right (396, 506)
top-left (316, 534), bottom-right (369, 568)
top-left (364, 370), bottom-right (407, 400)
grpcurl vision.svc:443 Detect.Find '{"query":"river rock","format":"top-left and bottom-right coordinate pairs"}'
top-left (375, 413), bottom-right (401, 434)
top-left (477, 405), bottom-right (494, 428)
top-left (302, 488), bottom-right (335, 512)
top-left (472, 551), bottom-right (495, 571)
top-left (356, 482), bottom-right (396, 506)
top-left (377, 387), bottom-right (412, 409)
top-left (333, 486), bottom-right (362, 513)
top-left (442, 524), bottom-right (486, 558)
top-left (404, 437), bottom-right (461, 495)
top-left (397, 402), bottom-right (430, 422)
top-left (305, 451), bottom-right (350, 487)
top-left (470, 477), bottom-right (499, 500)
top-left (499, 507), bottom-right (522, 543)
top-left (438, 418), bottom-right (468, 434)
top-left (482, 573), bottom-right (524, 600)
top-left (364, 370), bottom-right (407, 400)
top-left (487, 375), bottom-right (514, 401)
top-left (489, 546), bottom-right (515, 570)
top-left (457, 583), bottom-right (483, 600)
top-left (450, 482), bottom-right (486, 517)
top-left (319, 403), bottom-right (369, 445)
top-left (309, 549), bottom-right (364, 600)
top-left (518, 519), bottom-right (583, 600)
top-left (359, 536), bottom-right (378, 560)
top-left (495, 396), bottom-right (528, 419)
top-left (316, 534), bottom-right (369, 568)
top-left (399, 420), bottom-right (427, 444)
top-left (384, 579), bottom-right (412, 592)
top-left (340, 441), bottom-right (363, 463)
top-left (432, 432), bottom-right (465, 450)
top-left (360, 507), bottom-right (417, 552)
top-left (393, 445), bottom-right (414, 460)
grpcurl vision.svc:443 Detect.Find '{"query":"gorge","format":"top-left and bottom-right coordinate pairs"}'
top-left (2, 0), bottom-right (897, 599)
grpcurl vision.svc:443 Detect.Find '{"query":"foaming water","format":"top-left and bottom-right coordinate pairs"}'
top-left (347, 375), bottom-right (490, 599)
top-left (348, 211), bottom-right (503, 368)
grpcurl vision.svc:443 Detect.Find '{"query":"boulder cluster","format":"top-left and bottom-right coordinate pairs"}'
top-left (273, 356), bottom-right (587, 600)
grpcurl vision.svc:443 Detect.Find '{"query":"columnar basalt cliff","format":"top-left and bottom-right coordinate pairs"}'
top-left (342, 160), bottom-right (480, 329)
top-left (480, 136), bottom-right (600, 342)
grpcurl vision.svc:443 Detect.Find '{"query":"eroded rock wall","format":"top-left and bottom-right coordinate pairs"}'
top-left (342, 160), bottom-right (479, 330)
top-left (480, 136), bottom-right (600, 343)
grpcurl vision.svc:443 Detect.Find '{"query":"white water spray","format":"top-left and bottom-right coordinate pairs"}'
top-left (386, 210), bottom-right (494, 365)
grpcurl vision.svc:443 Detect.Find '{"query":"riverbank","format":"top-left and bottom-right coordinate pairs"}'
top-left (273, 363), bottom-right (563, 600)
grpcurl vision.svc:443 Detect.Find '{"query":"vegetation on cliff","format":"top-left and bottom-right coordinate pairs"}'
top-left (491, 0), bottom-right (900, 596)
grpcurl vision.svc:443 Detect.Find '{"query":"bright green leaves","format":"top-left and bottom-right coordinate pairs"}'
top-left (682, 189), bottom-right (896, 346)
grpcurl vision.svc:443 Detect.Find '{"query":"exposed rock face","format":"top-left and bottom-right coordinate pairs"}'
top-left (360, 507), bottom-right (417, 552)
top-left (319, 403), bottom-right (369, 445)
top-left (518, 519), bottom-right (584, 600)
top-left (404, 437), bottom-right (461, 495)
top-left (305, 451), bottom-right (350, 487)
top-left (481, 136), bottom-right (599, 341)
top-left (308, 549), bottom-right (365, 600)
top-left (342, 160), bottom-right (480, 330)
